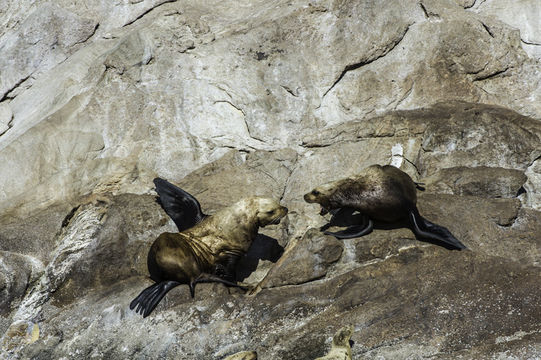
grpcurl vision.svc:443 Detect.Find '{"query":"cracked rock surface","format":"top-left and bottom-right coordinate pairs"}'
top-left (2, 102), bottom-right (541, 359)
top-left (1, 0), bottom-right (541, 359)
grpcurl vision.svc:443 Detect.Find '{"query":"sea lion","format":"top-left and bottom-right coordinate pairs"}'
top-left (304, 164), bottom-right (466, 250)
top-left (130, 187), bottom-right (288, 317)
top-left (224, 350), bottom-right (258, 360)
top-left (315, 325), bottom-right (354, 360)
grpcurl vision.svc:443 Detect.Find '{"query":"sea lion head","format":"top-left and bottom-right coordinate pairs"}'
top-left (303, 182), bottom-right (336, 214)
top-left (332, 325), bottom-right (354, 347)
top-left (251, 197), bottom-right (288, 227)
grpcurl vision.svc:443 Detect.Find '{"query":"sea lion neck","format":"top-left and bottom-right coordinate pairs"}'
top-left (200, 202), bottom-right (259, 251)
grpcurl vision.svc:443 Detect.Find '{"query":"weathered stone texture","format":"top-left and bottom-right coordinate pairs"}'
top-left (1, 0), bottom-right (541, 359)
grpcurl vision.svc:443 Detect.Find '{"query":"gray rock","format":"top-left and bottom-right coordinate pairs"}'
top-left (1, 0), bottom-right (541, 219)
top-left (0, 3), bottom-right (97, 99)
top-left (1, 0), bottom-right (541, 358)
top-left (256, 228), bottom-right (344, 289)
top-left (422, 166), bottom-right (527, 198)
top-left (0, 102), bottom-right (12, 135)
top-left (469, 0), bottom-right (541, 60)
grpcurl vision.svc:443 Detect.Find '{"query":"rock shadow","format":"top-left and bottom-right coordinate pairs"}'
top-left (235, 234), bottom-right (284, 282)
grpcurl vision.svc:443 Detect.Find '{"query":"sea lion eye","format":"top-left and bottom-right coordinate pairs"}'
top-left (266, 210), bottom-right (275, 214)
top-left (312, 190), bottom-right (320, 196)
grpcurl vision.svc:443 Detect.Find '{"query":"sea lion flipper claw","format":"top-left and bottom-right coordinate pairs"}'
top-left (409, 209), bottom-right (466, 250)
top-left (130, 283), bottom-right (161, 311)
top-left (324, 218), bottom-right (373, 239)
top-left (153, 178), bottom-right (207, 232)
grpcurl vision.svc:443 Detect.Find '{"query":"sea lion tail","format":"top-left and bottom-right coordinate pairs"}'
top-left (409, 208), bottom-right (466, 250)
top-left (130, 281), bottom-right (181, 318)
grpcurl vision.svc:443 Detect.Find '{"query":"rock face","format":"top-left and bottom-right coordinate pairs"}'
top-left (1, 0), bottom-right (541, 359)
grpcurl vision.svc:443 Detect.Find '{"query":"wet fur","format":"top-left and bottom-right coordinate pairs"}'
top-left (305, 165), bottom-right (466, 250)
top-left (131, 196), bottom-right (287, 317)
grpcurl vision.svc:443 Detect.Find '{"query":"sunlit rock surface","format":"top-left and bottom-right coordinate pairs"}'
top-left (1, 1), bottom-right (541, 359)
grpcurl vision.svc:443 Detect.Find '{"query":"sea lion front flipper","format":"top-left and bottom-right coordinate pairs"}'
top-left (153, 178), bottom-right (207, 232)
top-left (130, 280), bottom-right (181, 317)
top-left (320, 207), bottom-right (357, 231)
top-left (324, 217), bottom-right (374, 239)
top-left (192, 273), bottom-right (248, 291)
top-left (409, 209), bottom-right (466, 250)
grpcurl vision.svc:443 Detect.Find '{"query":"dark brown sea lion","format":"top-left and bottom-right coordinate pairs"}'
top-left (304, 164), bottom-right (466, 250)
top-left (130, 180), bottom-right (288, 317)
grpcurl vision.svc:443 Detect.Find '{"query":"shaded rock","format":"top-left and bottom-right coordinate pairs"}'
top-left (417, 193), bottom-right (541, 265)
top-left (174, 149), bottom-right (297, 212)
top-left (454, 0), bottom-right (476, 8)
top-left (49, 194), bottom-right (173, 308)
top-left (8, 246), bottom-right (541, 359)
top-left (422, 166), bottom-right (527, 198)
top-left (255, 229), bottom-right (344, 289)
top-left (0, 203), bottom-right (70, 262)
top-left (0, 252), bottom-right (43, 317)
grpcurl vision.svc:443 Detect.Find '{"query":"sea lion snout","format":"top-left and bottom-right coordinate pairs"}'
top-left (304, 190), bottom-right (321, 203)
top-left (271, 205), bottom-right (288, 224)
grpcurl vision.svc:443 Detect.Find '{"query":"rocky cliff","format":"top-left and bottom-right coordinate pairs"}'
top-left (1, 0), bottom-right (541, 359)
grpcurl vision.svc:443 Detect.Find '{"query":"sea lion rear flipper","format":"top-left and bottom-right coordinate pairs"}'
top-left (153, 178), bottom-right (207, 232)
top-left (324, 218), bottom-right (374, 239)
top-left (409, 209), bottom-right (466, 250)
top-left (130, 280), bottom-right (181, 318)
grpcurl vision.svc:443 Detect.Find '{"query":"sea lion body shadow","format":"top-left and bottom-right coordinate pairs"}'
top-left (304, 164), bottom-right (466, 250)
top-left (130, 179), bottom-right (287, 317)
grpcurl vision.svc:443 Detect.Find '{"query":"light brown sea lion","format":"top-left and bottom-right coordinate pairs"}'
top-left (130, 195), bottom-right (288, 317)
top-left (304, 164), bottom-right (466, 250)
top-left (315, 325), bottom-right (354, 360)
top-left (224, 350), bottom-right (257, 360)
